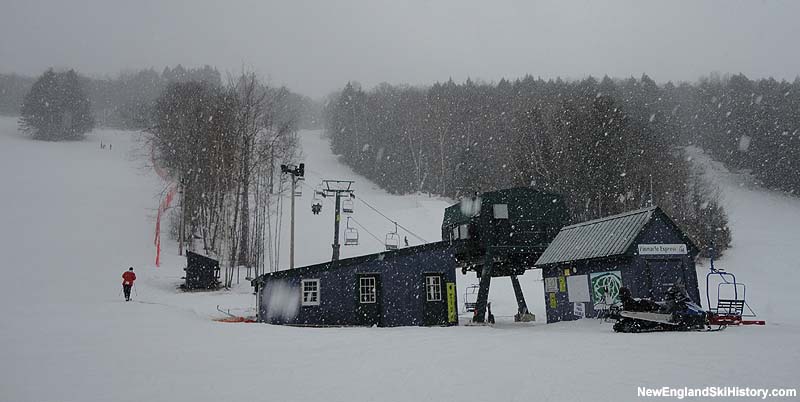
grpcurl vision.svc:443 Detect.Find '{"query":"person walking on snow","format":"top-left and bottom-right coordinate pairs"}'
top-left (122, 267), bottom-right (136, 301)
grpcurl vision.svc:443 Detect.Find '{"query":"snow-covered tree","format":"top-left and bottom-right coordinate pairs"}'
top-left (19, 69), bottom-right (95, 140)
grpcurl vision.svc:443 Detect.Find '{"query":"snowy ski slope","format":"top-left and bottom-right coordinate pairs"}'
top-left (0, 116), bottom-right (798, 402)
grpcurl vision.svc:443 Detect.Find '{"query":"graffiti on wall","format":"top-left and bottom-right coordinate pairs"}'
top-left (589, 271), bottom-right (622, 309)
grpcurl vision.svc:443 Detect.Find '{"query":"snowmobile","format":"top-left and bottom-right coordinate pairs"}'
top-left (613, 285), bottom-right (713, 333)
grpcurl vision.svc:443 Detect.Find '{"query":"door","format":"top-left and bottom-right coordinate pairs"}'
top-left (645, 259), bottom-right (686, 300)
top-left (355, 274), bottom-right (382, 326)
top-left (423, 274), bottom-right (447, 326)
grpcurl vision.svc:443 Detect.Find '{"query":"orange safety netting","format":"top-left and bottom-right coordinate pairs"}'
top-left (151, 143), bottom-right (177, 268)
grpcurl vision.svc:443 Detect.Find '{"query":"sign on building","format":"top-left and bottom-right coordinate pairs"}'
top-left (573, 302), bottom-right (585, 318)
top-left (545, 277), bottom-right (559, 293)
top-left (446, 283), bottom-right (457, 323)
top-left (637, 244), bottom-right (687, 255)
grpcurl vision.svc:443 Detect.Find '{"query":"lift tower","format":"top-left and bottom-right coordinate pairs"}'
top-left (441, 188), bottom-right (570, 323)
top-left (316, 180), bottom-right (355, 261)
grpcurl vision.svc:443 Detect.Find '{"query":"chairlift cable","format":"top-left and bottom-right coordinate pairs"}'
top-left (355, 197), bottom-right (428, 243)
top-left (348, 216), bottom-right (386, 247)
top-left (297, 177), bottom-right (427, 242)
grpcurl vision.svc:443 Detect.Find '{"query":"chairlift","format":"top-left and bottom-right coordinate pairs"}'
top-left (344, 217), bottom-right (359, 246)
top-left (463, 284), bottom-right (480, 312)
top-left (310, 185), bottom-right (323, 215)
top-left (706, 265), bottom-right (764, 325)
top-left (385, 222), bottom-right (400, 251)
top-left (293, 177), bottom-right (305, 197)
top-left (342, 194), bottom-right (354, 214)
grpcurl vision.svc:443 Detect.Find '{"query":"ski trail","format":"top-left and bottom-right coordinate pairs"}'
top-left (689, 147), bottom-right (800, 323)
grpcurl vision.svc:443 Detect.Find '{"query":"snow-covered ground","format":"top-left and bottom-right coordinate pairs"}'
top-left (1, 116), bottom-right (798, 402)
top-left (688, 147), bottom-right (800, 325)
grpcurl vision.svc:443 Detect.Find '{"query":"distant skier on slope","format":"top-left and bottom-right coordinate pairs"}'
top-left (122, 267), bottom-right (136, 301)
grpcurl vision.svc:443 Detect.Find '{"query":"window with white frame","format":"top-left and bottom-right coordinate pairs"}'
top-left (359, 277), bottom-right (376, 303)
top-left (301, 279), bottom-right (320, 306)
top-left (425, 275), bottom-right (442, 301)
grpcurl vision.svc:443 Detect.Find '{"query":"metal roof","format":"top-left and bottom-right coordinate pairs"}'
top-left (535, 206), bottom-right (658, 266)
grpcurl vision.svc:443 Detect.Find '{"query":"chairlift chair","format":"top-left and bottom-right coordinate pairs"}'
top-left (464, 284), bottom-right (480, 312)
top-left (344, 217), bottom-right (359, 246)
top-left (706, 265), bottom-right (764, 326)
top-left (293, 177), bottom-right (305, 197)
top-left (342, 195), bottom-right (354, 214)
top-left (385, 222), bottom-right (400, 250)
top-left (310, 185), bottom-right (324, 215)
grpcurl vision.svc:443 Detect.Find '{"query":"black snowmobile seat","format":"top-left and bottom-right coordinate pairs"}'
top-left (619, 287), bottom-right (661, 312)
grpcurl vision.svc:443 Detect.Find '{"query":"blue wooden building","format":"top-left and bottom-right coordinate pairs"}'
top-left (252, 242), bottom-right (458, 327)
top-left (535, 206), bottom-right (700, 323)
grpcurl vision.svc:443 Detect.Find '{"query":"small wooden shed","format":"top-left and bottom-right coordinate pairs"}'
top-left (183, 251), bottom-right (220, 290)
top-left (535, 206), bottom-right (699, 323)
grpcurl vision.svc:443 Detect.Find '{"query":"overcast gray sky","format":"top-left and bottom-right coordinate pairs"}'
top-left (1, 0), bottom-right (798, 98)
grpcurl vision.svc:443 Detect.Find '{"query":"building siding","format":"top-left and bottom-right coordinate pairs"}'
top-left (538, 208), bottom-right (699, 323)
top-left (257, 245), bottom-right (458, 327)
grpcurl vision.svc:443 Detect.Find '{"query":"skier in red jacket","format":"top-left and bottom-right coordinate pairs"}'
top-left (122, 267), bottom-right (136, 301)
